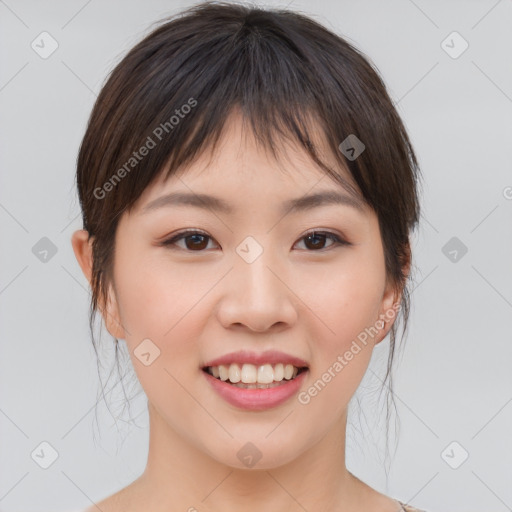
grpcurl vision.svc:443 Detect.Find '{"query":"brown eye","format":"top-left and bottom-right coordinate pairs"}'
top-left (295, 231), bottom-right (350, 251)
top-left (161, 230), bottom-right (217, 251)
top-left (161, 229), bottom-right (350, 252)
top-left (182, 233), bottom-right (210, 250)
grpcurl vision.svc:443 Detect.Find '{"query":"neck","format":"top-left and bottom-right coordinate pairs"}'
top-left (128, 402), bottom-right (364, 512)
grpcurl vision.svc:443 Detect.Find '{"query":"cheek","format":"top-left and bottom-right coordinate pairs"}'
top-left (113, 251), bottom-right (215, 340)
top-left (112, 256), bottom-right (211, 407)
top-left (295, 256), bottom-right (385, 421)
top-left (298, 251), bottom-right (385, 349)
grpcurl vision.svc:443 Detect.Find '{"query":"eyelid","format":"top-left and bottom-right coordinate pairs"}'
top-left (296, 229), bottom-right (351, 249)
top-left (159, 228), bottom-right (352, 251)
top-left (160, 228), bottom-right (219, 249)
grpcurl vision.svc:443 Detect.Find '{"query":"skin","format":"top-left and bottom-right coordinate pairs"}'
top-left (72, 110), bottom-right (408, 512)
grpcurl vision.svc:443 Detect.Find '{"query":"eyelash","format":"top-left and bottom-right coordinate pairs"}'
top-left (160, 229), bottom-right (351, 252)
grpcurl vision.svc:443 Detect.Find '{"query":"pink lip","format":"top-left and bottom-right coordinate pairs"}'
top-left (203, 369), bottom-right (309, 411)
top-left (202, 350), bottom-right (308, 369)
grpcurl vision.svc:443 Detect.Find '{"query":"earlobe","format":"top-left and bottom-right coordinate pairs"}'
top-left (71, 230), bottom-right (126, 340)
top-left (375, 250), bottom-right (411, 345)
top-left (102, 282), bottom-right (126, 341)
top-left (374, 282), bottom-right (400, 345)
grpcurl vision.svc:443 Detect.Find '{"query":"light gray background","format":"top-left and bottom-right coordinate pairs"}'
top-left (1, 1), bottom-right (511, 511)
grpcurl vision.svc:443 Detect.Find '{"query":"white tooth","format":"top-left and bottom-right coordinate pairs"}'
top-left (218, 365), bottom-right (229, 381)
top-left (257, 364), bottom-right (274, 384)
top-left (241, 363), bottom-right (257, 383)
top-left (284, 364), bottom-right (294, 380)
top-left (273, 363), bottom-right (284, 381)
top-left (228, 363), bottom-right (241, 383)
top-left (213, 362), bottom-right (301, 383)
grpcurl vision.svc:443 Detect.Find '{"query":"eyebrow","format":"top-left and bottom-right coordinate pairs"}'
top-left (140, 189), bottom-right (365, 216)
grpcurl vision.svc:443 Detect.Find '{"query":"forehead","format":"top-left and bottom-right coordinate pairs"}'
top-left (134, 110), bottom-right (363, 212)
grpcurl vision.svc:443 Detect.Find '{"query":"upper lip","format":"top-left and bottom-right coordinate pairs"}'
top-left (202, 350), bottom-right (309, 369)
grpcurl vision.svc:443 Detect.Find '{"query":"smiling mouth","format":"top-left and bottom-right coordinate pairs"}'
top-left (202, 363), bottom-right (308, 389)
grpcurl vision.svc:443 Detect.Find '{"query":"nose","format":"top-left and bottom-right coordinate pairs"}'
top-left (216, 249), bottom-right (298, 333)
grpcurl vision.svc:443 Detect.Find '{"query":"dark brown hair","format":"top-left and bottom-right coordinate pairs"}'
top-left (75, 0), bottom-right (421, 464)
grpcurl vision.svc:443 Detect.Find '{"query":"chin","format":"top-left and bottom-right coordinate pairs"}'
top-left (204, 435), bottom-right (307, 471)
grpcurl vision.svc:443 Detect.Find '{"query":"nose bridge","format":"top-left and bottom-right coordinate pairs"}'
top-left (235, 237), bottom-right (282, 304)
top-left (217, 235), bottom-right (297, 330)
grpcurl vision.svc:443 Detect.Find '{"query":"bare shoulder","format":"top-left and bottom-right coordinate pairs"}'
top-left (397, 503), bottom-right (429, 512)
top-left (82, 485), bottom-right (135, 512)
top-left (82, 496), bottom-right (118, 512)
top-left (360, 481), bottom-right (428, 512)
top-left (350, 475), bottom-right (411, 512)
top-left (84, 473), bottom-right (153, 512)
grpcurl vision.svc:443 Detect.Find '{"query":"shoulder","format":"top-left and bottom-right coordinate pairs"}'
top-left (75, 501), bottom-right (117, 512)
top-left (397, 502), bottom-right (429, 512)
top-left (78, 484), bottom-right (137, 512)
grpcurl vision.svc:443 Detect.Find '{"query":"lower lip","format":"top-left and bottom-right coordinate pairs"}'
top-left (203, 369), bottom-right (308, 411)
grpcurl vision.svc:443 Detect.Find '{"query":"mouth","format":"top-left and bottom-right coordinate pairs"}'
top-left (202, 363), bottom-right (309, 389)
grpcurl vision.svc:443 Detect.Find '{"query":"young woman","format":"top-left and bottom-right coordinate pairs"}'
top-left (71, 2), bottom-right (427, 511)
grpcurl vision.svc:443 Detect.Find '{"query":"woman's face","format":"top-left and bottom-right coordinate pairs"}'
top-left (96, 112), bottom-right (398, 469)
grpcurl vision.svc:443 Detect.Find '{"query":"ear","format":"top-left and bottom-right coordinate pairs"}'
top-left (374, 249), bottom-right (411, 345)
top-left (71, 229), bottom-right (93, 285)
top-left (71, 229), bottom-right (126, 340)
top-left (373, 280), bottom-right (401, 345)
